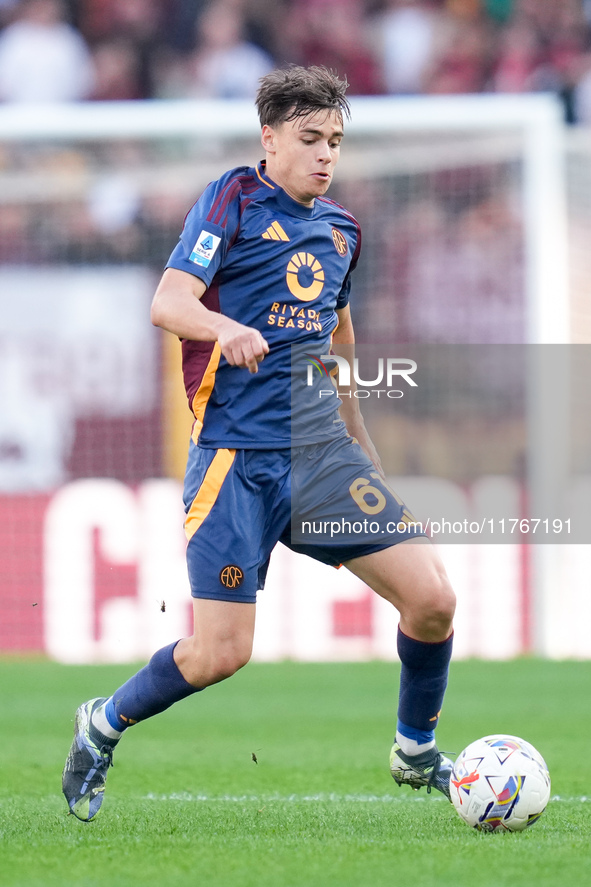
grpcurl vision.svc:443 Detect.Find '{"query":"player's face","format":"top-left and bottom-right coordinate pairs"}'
top-left (261, 110), bottom-right (343, 206)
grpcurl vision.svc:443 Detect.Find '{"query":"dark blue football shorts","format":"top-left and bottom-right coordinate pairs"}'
top-left (183, 435), bottom-right (425, 603)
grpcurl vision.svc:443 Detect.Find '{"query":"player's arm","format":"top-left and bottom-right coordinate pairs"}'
top-left (150, 267), bottom-right (269, 374)
top-left (332, 305), bottom-right (385, 477)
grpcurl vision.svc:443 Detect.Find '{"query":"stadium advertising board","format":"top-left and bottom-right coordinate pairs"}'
top-left (3, 475), bottom-right (591, 662)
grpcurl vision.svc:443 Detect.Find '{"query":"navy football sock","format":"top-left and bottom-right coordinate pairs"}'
top-left (396, 626), bottom-right (453, 746)
top-left (104, 641), bottom-right (200, 731)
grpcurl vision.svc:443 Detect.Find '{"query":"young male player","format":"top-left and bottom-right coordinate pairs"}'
top-left (62, 65), bottom-right (456, 821)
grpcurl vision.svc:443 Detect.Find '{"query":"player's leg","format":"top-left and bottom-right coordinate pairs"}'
top-left (345, 536), bottom-right (454, 641)
top-left (98, 598), bottom-right (256, 731)
top-left (344, 538), bottom-right (456, 798)
top-left (62, 599), bottom-right (255, 822)
top-left (99, 598), bottom-right (255, 732)
top-left (288, 437), bottom-right (456, 797)
top-left (174, 598), bottom-right (255, 687)
top-left (63, 446), bottom-right (286, 821)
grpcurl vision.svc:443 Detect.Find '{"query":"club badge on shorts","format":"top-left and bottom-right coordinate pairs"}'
top-left (219, 565), bottom-right (244, 589)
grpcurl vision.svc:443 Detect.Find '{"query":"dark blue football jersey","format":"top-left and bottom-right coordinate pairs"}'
top-left (166, 160), bottom-right (361, 448)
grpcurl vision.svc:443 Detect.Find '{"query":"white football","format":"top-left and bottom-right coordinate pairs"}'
top-left (450, 734), bottom-right (551, 832)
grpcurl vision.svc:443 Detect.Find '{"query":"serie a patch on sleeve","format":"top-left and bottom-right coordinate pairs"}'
top-left (189, 230), bottom-right (222, 267)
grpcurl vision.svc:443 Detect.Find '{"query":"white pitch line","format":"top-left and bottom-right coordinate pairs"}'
top-left (144, 793), bottom-right (437, 803)
top-left (143, 792), bottom-right (589, 804)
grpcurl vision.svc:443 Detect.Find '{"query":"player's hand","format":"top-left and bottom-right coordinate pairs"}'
top-left (216, 318), bottom-right (269, 373)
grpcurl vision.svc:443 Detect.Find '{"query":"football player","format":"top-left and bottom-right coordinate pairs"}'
top-left (63, 65), bottom-right (456, 821)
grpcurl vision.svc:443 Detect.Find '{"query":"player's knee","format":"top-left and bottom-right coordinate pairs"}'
top-left (182, 637), bottom-right (252, 686)
top-left (211, 634), bottom-right (253, 682)
top-left (432, 578), bottom-right (456, 628)
top-left (421, 576), bottom-right (456, 637)
top-left (213, 644), bottom-right (252, 682)
top-left (405, 574), bottom-right (455, 641)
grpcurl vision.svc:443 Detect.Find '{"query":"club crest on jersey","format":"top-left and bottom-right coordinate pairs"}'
top-left (190, 230), bottom-right (221, 267)
top-left (286, 252), bottom-right (325, 302)
top-left (332, 227), bottom-right (348, 257)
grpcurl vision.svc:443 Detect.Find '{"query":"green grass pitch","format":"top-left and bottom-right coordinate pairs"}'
top-left (1, 658), bottom-right (590, 887)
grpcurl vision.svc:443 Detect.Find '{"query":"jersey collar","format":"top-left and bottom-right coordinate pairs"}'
top-left (255, 160), bottom-right (276, 191)
top-left (255, 160), bottom-right (317, 219)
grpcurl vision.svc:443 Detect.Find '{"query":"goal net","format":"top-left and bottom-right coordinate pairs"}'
top-left (0, 93), bottom-right (580, 663)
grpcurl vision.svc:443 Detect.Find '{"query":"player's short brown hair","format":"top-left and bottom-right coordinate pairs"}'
top-left (255, 65), bottom-right (350, 128)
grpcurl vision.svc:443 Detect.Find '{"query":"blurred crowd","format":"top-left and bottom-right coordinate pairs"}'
top-left (0, 0), bottom-right (591, 121)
